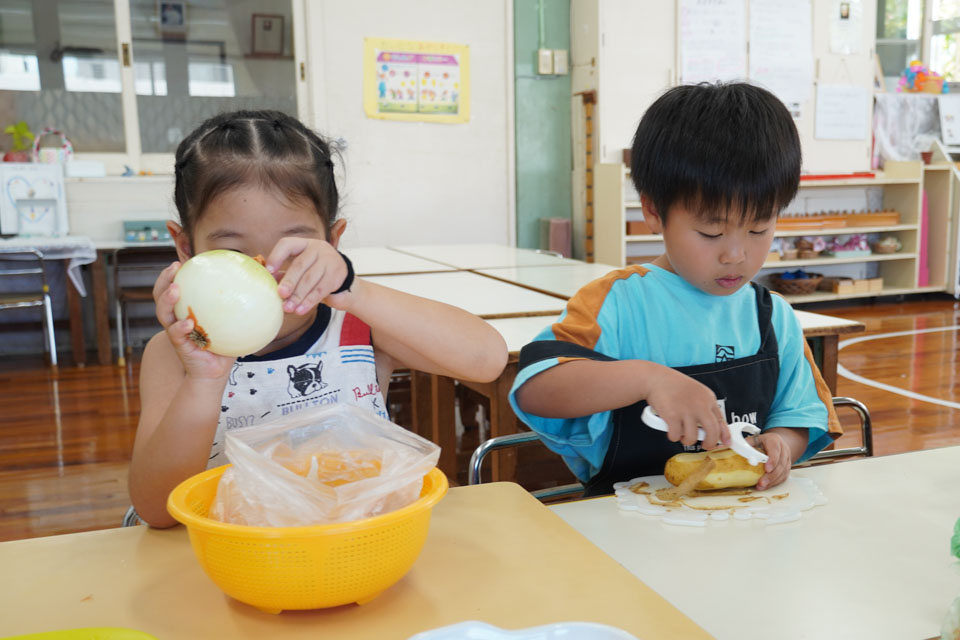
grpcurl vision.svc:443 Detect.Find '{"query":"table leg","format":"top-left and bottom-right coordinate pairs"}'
top-left (91, 252), bottom-right (112, 366)
top-left (65, 266), bottom-right (86, 367)
top-left (430, 374), bottom-right (457, 480)
top-left (410, 371), bottom-right (458, 480)
top-left (410, 370), bottom-right (432, 441)
top-left (820, 335), bottom-right (839, 396)
top-left (489, 364), bottom-right (519, 482)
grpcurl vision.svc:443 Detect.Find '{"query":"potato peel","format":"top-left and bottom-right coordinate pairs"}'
top-left (655, 457), bottom-right (716, 501)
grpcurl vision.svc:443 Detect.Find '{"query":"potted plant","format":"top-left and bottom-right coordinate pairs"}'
top-left (3, 121), bottom-right (35, 162)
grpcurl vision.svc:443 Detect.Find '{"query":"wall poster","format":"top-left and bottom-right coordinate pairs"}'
top-left (363, 38), bottom-right (470, 123)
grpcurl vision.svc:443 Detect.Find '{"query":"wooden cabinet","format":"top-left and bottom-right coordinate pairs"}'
top-left (594, 159), bottom-right (957, 302)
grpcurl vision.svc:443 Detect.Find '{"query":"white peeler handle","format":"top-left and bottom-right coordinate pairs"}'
top-left (641, 405), bottom-right (769, 465)
top-left (641, 405), bottom-right (706, 440)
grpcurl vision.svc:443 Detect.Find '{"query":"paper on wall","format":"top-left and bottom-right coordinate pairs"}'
top-left (749, 0), bottom-right (813, 107)
top-left (679, 0), bottom-right (747, 84)
top-left (815, 83), bottom-right (869, 140)
top-left (830, 0), bottom-right (863, 55)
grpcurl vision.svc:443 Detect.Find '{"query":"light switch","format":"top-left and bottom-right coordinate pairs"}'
top-left (537, 48), bottom-right (553, 75)
top-left (552, 49), bottom-right (569, 75)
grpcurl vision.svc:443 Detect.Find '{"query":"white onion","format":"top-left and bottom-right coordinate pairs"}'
top-left (173, 250), bottom-right (284, 357)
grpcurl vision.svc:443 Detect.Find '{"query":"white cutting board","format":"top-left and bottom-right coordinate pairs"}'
top-left (613, 472), bottom-right (827, 527)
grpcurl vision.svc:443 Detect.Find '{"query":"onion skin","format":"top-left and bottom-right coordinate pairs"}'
top-left (172, 250), bottom-right (284, 357)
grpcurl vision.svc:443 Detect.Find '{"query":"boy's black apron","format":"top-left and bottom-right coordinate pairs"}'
top-left (518, 283), bottom-right (780, 498)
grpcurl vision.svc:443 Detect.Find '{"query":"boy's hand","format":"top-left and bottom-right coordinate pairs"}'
top-left (267, 238), bottom-right (350, 313)
top-left (753, 429), bottom-right (800, 490)
top-left (645, 368), bottom-right (730, 449)
top-left (153, 261), bottom-right (237, 380)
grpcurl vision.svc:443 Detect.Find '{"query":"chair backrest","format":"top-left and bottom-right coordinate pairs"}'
top-left (0, 248), bottom-right (50, 308)
top-left (112, 246), bottom-right (178, 288)
top-left (806, 396), bottom-right (873, 462)
top-left (469, 396), bottom-right (872, 500)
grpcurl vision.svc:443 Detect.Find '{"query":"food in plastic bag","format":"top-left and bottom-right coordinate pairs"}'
top-left (209, 403), bottom-right (440, 526)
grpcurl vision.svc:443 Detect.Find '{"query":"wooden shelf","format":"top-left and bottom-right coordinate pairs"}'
top-left (774, 224), bottom-right (916, 238)
top-left (764, 253), bottom-right (916, 268)
top-left (784, 285), bottom-right (943, 304)
top-left (595, 159), bottom-right (956, 302)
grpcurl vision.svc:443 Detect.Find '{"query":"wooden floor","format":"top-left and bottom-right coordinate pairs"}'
top-left (1, 294), bottom-right (959, 541)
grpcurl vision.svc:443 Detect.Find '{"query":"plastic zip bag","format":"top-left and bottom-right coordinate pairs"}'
top-left (209, 403), bottom-right (440, 526)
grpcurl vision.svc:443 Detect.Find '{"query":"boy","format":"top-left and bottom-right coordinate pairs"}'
top-left (509, 82), bottom-right (841, 497)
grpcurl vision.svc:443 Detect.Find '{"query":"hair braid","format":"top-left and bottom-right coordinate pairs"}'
top-left (172, 110), bottom-right (340, 237)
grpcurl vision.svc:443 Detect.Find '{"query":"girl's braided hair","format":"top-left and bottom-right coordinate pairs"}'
top-left (173, 110), bottom-right (339, 237)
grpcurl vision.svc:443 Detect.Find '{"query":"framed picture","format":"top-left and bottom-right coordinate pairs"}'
top-left (158, 1), bottom-right (187, 38)
top-left (251, 14), bottom-right (284, 57)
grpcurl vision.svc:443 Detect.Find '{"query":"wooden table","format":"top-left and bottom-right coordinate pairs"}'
top-left (363, 271), bottom-right (566, 320)
top-left (474, 263), bottom-right (623, 298)
top-left (0, 483), bottom-right (710, 640)
top-left (794, 309), bottom-right (865, 394)
top-left (348, 247), bottom-right (456, 276)
top-left (550, 446), bottom-right (960, 640)
top-left (390, 243), bottom-right (583, 269)
top-left (363, 273), bottom-right (566, 476)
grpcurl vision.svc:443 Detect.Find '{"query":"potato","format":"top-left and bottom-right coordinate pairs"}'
top-left (664, 448), bottom-right (764, 490)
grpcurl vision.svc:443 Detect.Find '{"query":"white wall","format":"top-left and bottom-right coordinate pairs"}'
top-left (302, 0), bottom-right (514, 249)
top-left (66, 176), bottom-right (176, 240)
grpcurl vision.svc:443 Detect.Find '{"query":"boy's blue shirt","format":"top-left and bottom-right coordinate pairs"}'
top-left (507, 263), bottom-right (837, 482)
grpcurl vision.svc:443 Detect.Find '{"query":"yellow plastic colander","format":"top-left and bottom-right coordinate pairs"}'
top-left (166, 465), bottom-right (448, 614)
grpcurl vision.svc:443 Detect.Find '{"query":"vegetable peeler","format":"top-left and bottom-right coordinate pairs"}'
top-left (641, 405), bottom-right (769, 466)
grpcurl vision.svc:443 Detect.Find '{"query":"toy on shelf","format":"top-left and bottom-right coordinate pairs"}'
top-left (794, 236), bottom-right (826, 259)
top-left (776, 209), bottom-right (900, 231)
top-left (898, 60), bottom-right (949, 94)
top-left (824, 233), bottom-right (871, 257)
top-left (819, 276), bottom-right (883, 295)
top-left (872, 235), bottom-right (902, 254)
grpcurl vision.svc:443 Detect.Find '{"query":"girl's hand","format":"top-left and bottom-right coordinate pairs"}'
top-left (266, 238), bottom-right (350, 313)
top-left (645, 368), bottom-right (730, 449)
top-left (153, 261), bottom-right (237, 380)
top-left (753, 430), bottom-right (797, 490)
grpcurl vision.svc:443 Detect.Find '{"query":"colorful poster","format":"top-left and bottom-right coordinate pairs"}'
top-left (364, 38), bottom-right (470, 123)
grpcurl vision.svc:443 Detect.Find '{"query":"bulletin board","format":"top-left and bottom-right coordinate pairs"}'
top-left (363, 37), bottom-right (470, 124)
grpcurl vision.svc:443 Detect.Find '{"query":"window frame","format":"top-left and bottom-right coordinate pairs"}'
top-left (62, 0), bottom-right (311, 175)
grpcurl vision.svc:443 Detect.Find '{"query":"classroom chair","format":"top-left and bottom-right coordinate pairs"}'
top-left (0, 247), bottom-right (57, 367)
top-left (468, 397), bottom-right (873, 501)
top-left (121, 505), bottom-right (143, 527)
top-left (112, 246), bottom-right (178, 365)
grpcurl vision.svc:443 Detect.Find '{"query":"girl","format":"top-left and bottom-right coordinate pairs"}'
top-left (129, 110), bottom-right (508, 527)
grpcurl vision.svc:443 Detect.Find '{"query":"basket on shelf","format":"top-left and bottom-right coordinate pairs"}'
top-left (871, 236), bottom-right (902, 254)
top-left (768, 272), bottom-right (824, 295)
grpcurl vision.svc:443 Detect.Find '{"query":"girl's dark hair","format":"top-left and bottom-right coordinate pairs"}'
top-left (630, 82), bottom-right (801, 225)
top-left (173, 110), bottom-right (339, 237)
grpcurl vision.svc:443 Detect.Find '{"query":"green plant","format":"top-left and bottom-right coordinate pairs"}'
top-left (3, 121), bottom-right (34, 152)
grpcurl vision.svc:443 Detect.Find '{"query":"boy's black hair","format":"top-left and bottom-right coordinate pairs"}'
top-left (630, 82), bottom-right (801, 225)
top-left (173, 110), bottom-right (340, 239)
